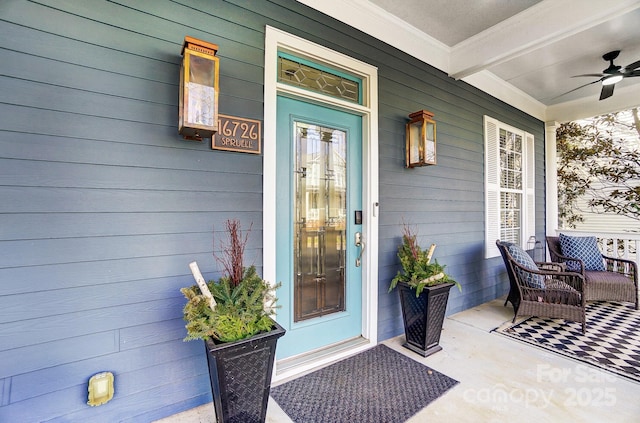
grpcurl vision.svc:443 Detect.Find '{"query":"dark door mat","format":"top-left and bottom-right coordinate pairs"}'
top-left (270, 344), bottom-right (458, 423)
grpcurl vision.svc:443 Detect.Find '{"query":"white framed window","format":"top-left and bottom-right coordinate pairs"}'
top-left (484, 116), bottom-right (535, 258)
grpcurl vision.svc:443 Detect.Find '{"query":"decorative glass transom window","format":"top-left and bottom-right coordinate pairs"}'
top-left (277, 52), bottom-right (362, 104)
top-left (484, 116), bottom-right (535, 258)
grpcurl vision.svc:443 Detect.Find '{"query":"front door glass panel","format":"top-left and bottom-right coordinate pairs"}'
top-left (293, 122), bottom-right (347, 321)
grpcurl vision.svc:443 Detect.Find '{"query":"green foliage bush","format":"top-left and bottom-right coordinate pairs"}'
top-left (181, 219), bottom-right (278, 343)
top-left (389, 224), bottom-right (460, 297)
top-left (181, 265), bottom-right (277, 342)
top-left (557, 109), bottom-right (640, 227)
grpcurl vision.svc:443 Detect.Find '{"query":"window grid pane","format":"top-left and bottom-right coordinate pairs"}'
top-left (499, 129), bottom-right (523, 190)
top-left (499, 128), bottom-right (523, 245)
top-left (500, 192), bottom-right (522, 244)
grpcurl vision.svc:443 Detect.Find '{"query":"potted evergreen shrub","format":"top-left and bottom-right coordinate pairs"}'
top-left (389, 223), bottom-right (460, 357)
top-left (181, 219), bottom-right (284, 423)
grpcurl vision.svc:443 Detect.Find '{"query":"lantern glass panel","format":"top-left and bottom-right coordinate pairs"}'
top-left (408, 121), bottom-right (421, 164)
top-left (425, 121), bottom-right (435, 164)
top-left (189, 54), bottom-right (215, 85)
top-left (185, 53), bottom-right (216, 128)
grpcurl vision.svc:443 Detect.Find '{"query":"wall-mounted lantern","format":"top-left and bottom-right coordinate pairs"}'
top-left (179, 36), bottom-right (220, 141)
top-left (406, 109), bottom-right (437, 167)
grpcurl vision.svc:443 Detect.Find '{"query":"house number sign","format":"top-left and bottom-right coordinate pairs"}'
top-left (212, 114), bottom-right (261, 154)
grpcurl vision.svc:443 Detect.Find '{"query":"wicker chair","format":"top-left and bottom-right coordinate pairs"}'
top-left (496, 240), bottom-right (522, 317)
top-left (497, 240), bottom-right (586, 333)
top-left (546, 236), bottom-right (639, 310)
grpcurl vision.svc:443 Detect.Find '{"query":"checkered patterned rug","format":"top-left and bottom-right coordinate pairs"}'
top-left (495, 301), bottom-right (640, 383)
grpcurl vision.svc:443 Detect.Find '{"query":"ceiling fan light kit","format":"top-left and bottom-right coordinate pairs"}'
top-left (602, 75), bottom-right (623, 86)
top-left (564, 50), bottom-right (640, 101)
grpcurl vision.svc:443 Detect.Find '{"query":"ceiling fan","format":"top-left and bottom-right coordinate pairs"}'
top-left (566, 50), bottom-right (640, 100)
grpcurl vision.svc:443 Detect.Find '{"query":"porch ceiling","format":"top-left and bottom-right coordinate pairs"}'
top-left (298, 0), bottom-right (640, 122)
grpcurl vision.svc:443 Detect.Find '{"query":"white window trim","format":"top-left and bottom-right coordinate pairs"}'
top-left (484, 115), bottom-right (535, 258)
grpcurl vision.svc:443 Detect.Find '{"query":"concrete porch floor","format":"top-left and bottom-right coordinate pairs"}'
top-left (155, 298), bottom-right (640, 422)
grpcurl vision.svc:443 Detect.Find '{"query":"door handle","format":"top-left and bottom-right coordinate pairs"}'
top-left (355, 232), bottom-right (365, 267)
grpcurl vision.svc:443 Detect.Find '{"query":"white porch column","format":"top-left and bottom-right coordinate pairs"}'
top-left (545, 121), bottom-right (559, 239)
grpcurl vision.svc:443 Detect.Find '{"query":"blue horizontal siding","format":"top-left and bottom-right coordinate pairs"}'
top-left (0, 0), bottom-right (544, 421)
top-left (0, 331), bottom-right (120, 379)
top-left (0, 211), bottom-right (263, 241)
top-left (10, 338), bottom-right (202, 403)
top-left (0, 132), bottom-right (262, 176)
top-left (0, 298), bottom-right (183, 354)
top-left (0, 371), bottom-right (211, 423)
top-left (0, 255), bottom-right (265, 297)
top-left (0, 186), bottom-right (263, 213)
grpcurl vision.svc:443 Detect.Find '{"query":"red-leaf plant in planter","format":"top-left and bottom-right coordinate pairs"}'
top-left (181, 219), bottom-right (284, 423)
top-left (389, 223), bottom-right (461, 357)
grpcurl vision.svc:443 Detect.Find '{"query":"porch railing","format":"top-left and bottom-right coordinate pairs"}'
top-left (555, 229), bottom-right (640, 269)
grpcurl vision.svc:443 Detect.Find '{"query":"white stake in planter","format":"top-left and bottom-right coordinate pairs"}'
top-left (421, 244), bottom-right (444, 284)
top-left (189, 261), bottom-right (217, 311)
top-left (426, 243), bottom-right (436, 264)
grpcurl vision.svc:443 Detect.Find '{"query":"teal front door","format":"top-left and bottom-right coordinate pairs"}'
top-left (276, 96), bottom-right (363, 359)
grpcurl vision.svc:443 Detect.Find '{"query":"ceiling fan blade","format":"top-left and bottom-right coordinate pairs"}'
top-left (624, 59), bottom-right (640, 71)
top-left (599, 84), bottom-right (615, 100)
top-left (572, 73), bottom-right (605, 78)
top-left (552, 78), bottom-right (603, 100)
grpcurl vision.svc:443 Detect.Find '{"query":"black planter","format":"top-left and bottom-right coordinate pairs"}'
top-left (204, 319), bottom-right (285, 423)
top-left (397, 281), bottom-right (454, 357)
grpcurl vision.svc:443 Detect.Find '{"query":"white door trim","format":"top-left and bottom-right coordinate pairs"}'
top-left (263, 26), bottom-right (379, 380)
